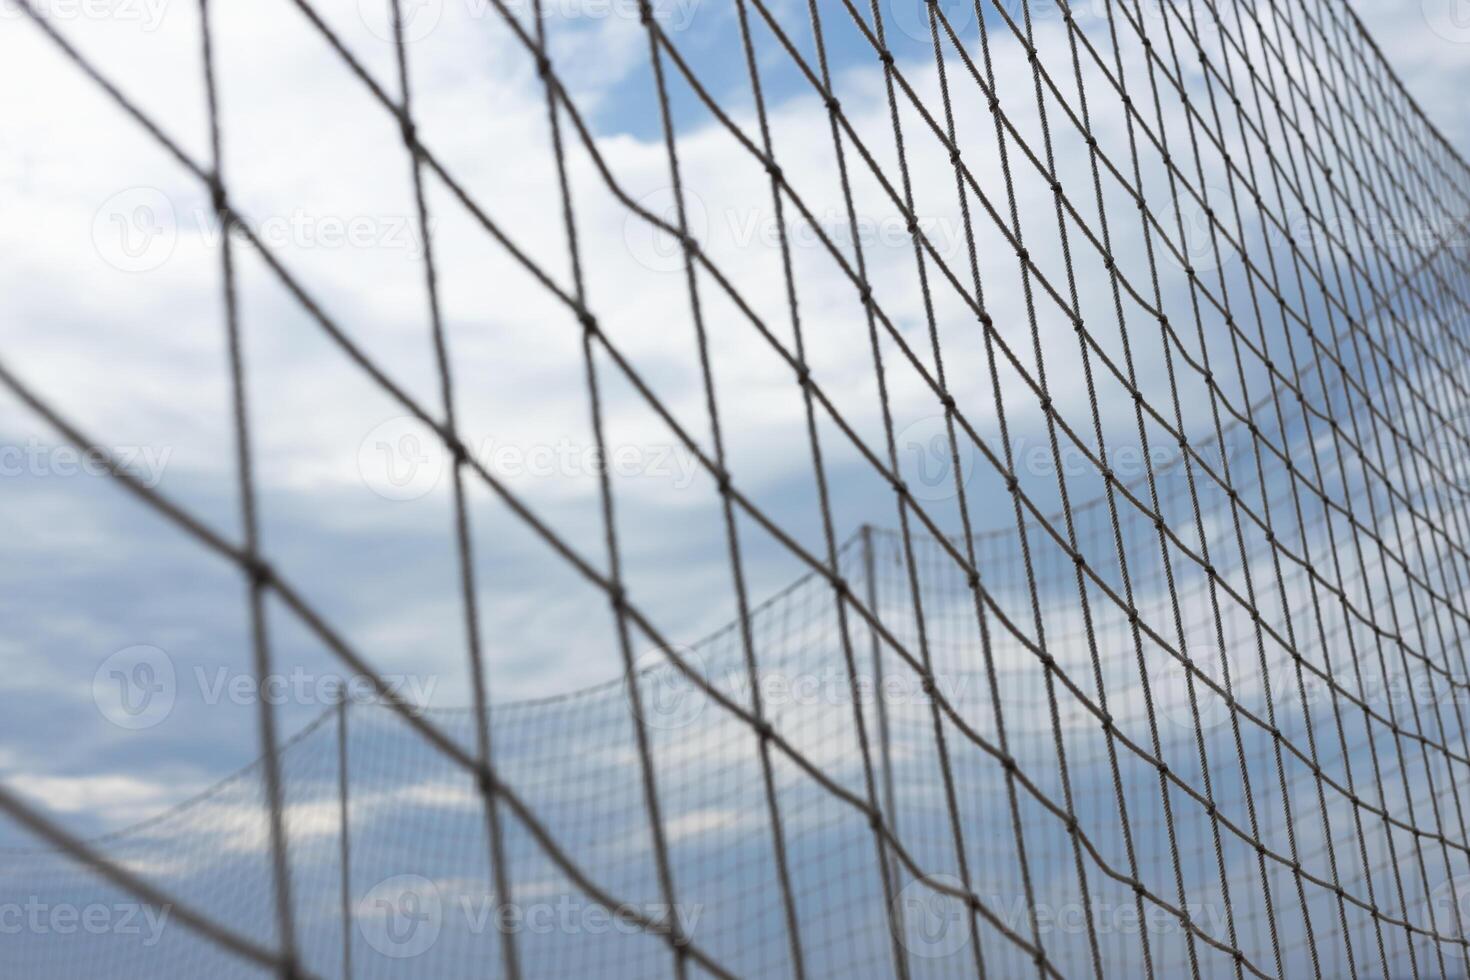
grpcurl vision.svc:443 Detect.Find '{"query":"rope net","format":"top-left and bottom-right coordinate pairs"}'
top-left (4, 0), bottom-right (1470, 976)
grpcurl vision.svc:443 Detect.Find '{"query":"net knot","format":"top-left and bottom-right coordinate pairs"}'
top-left (246, 558), bottom-right (274, 589)
top-left (476, 767), bottom-right (497, 797)
top-left (878, 49), bottom-right (894, 67)
top-left (398, 114), bottom-right (417, 146)
top-left (825, 95), bottom-right (841, 113)
top-left (764, 160), bottom-right (783, 182)
top-left (939, 393), bottom-right (955, 411)
top-left (208, 176), bottom-right (227, 214)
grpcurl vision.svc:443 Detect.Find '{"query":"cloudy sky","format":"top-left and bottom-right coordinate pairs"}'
top-left (2, 3), bottom-right (1470, 965)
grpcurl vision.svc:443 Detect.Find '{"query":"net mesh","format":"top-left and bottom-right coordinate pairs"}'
top-left (4, 0), bottom-right (1470, 976)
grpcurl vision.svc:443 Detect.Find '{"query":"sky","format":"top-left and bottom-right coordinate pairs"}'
top-left (1, 0), bottom-right (1469, 973)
